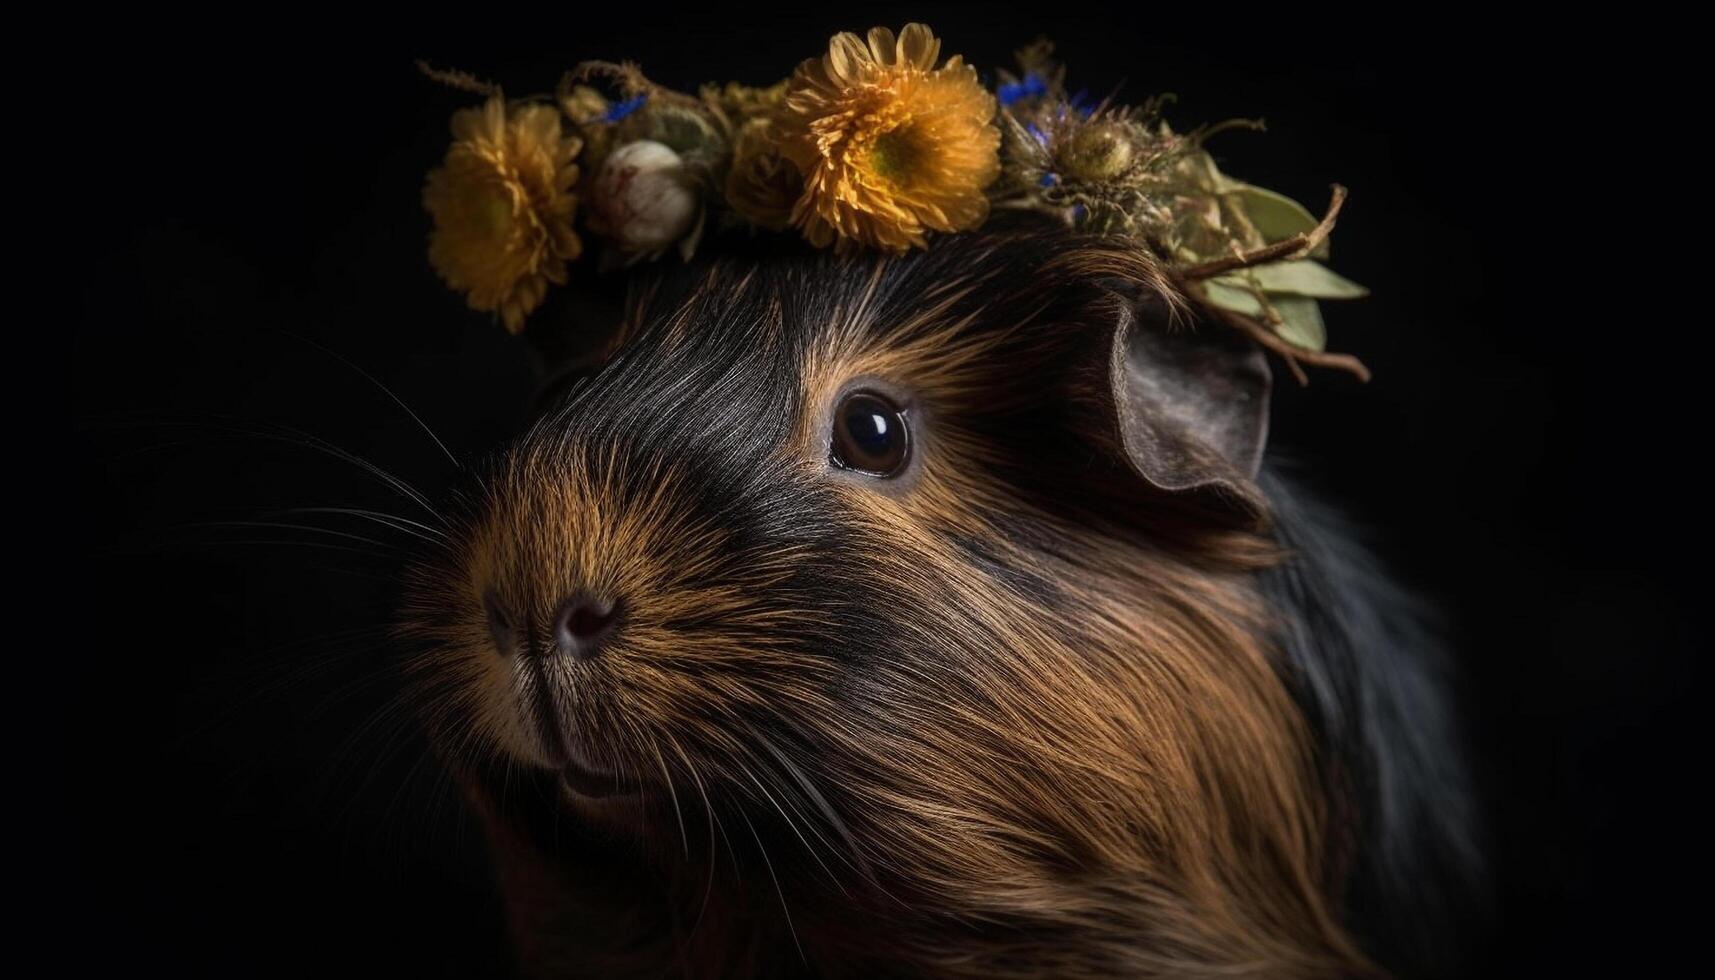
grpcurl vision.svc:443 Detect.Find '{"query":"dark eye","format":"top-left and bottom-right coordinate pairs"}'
top-left (830, 391), bottom-right (910, 477)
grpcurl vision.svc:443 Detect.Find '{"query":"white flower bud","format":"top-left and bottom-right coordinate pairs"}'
top-left (588, 140), bottom-right (699, 256)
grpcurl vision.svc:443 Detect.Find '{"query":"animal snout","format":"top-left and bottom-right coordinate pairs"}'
top-left (552, 593), bottom-right (620, 661)
top-left (483, 589), bottom-right (622, 661)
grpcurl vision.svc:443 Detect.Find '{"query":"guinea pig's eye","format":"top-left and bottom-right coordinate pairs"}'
top-left (830, 390), bottom-right (910, 477)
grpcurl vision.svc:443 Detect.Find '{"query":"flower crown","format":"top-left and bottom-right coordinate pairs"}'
top-left (421, 24), bottom-right (1369, 381)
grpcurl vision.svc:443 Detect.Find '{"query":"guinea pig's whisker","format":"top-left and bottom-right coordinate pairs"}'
top-left (356, 705), bottom-right (489, 859)
top-left (175, 625), bottom-right (396, 748)
top-left (661, 732), bottom-right (722, 946)
top-left (746, 725), bottom-right (874, 887)
top-left (691, 777), bottom-right (719, 941)
top-left (738, 805), bottom-right (806, 966)
top-left (267, 327), bottom-right (462, 471)
top-left (186, 520), bottom-right (403, 554)
top-left (412, 762), bottom-right (462, 869)
top-left (112, 412), bottom-right (448, 522)
top-left (313, 677), bottom-right (445, 803)
top-left (154, 536), bottom-right (404, 587)
top-left (337, 671), bottom-right (447, 753)
top-left (228, 648), bottom-right (450, 855)
top-left (646, 732), bottom-right (690, 856)
top-left (270, 507), bottom-right (451, 546)
top-left (354, 725), bottom-right (441, 838)
top-left (749, 762), bottom-right (846, 897)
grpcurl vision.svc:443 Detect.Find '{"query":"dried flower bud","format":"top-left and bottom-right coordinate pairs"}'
top-left (700, 79), bottom-right (790, 123)
top-left (1064, 122), bottom-right (1136, 182)
top-left (725, 119), bottom-right (801, 231)
top-left (559, 84), bottom-right (610, 125)
top-left (587, 140), bottom-right (700, 257)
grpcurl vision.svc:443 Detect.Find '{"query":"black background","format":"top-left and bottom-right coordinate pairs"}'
top-left (66, 7), bottom-right (1697, 976)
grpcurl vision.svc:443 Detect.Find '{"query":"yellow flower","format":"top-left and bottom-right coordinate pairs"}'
top-left (776, 23), bottom-right (1000, 252)
top-left (423, 97), bottom-right (583, 334)
top-left (725, 118), bottom-right (802, 231)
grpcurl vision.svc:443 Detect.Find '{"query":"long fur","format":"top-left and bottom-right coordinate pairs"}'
top-left (1255, 470), bottom-right (1483, 976)
top-left (397, 221), bottom-right (1477, 978)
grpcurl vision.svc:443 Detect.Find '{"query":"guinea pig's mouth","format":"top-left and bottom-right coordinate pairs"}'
top-left (521, 681), bottom-right (640, 802)
top-left (531, 714), bottom-right (633, 801)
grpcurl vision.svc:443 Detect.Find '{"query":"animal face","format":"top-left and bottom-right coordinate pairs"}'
top-left (399, 226), bottom-right (1367, 975)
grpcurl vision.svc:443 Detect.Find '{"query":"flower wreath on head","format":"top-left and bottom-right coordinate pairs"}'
top-left (421, 23), bottom-right (1369, 382)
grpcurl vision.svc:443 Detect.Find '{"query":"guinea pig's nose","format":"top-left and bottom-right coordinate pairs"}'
top-left (550, 593), bottom-right (620, 661)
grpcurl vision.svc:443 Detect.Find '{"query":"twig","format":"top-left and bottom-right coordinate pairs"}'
top-left (1177, 184), bottom-right (1348, 280)
top-left (415, 60), bottom-right (501, 98)
top-left (569, 60), bottom-right (705, 110)
top-left (1206, 304), bottom-right (1371, 385)
top-left (1190, 116), bottom-right (1267, 145)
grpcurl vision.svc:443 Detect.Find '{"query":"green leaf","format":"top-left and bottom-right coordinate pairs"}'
top-left (1270, 296), bottom-right (1327, 352)
top-left (1217, 260), bottom-right (1368, 300)
top-left (1200, 279), bottom-right (1265, 316)
top-left (1198, 280), bottom-right (1331, 352)
top-left (1228, 182), bottom-right (1317, 239)
top-left (1224, 182), bottom-right (1331, 259)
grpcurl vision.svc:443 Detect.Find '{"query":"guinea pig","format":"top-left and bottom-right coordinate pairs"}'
top-left (397, 216), bottom-right (1479, 979)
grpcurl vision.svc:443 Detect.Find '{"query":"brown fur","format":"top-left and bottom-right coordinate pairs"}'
top-left (400, 226), bottom-right (1381, 978)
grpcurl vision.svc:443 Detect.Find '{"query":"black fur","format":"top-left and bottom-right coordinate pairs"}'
top-left (1258, 469), bottom-right (1486, 977)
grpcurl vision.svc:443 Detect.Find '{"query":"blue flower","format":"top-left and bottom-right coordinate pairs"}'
top-left (1038, 172), bottom-right (1058, 188)
top-left (602, 93), bottom-right (648, 123)
top-left (1068, 89), bottom-right (1095, 119)
top-left (1026, 122), bottom-right (1049, 146)
top-left (997, 72), bottom-right (1049, 107)
top-left (1071, 203), bottom-right (1087, 223)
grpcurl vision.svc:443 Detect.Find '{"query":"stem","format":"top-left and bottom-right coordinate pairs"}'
top-left (1177, 185), bottom-right (1348, 280)
top-left (1205, 303), bottom-right (1372, 384)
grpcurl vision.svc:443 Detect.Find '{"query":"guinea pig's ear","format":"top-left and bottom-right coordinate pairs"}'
top-left (1105, 295), bottom-right (1273, 528)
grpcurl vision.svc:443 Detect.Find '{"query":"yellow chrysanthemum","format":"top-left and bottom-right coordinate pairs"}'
top-left (776, 23), bottom-right (1001, 252)
top-left (423, 97), bottom-right (583, 333)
